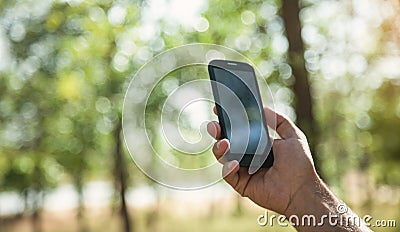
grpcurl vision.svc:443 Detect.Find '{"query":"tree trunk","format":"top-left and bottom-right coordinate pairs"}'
top-left (32, 206), bottom-right (41, 232)
top-left (281, 0), bottom-right (322, 175)
top-left (75, 174), bottom-right (88, 232)
top-left (23, 189), bottom-right (29, 215)
top-left (145, 190), bottom-right (160, 232)
top-left (31, 168), bottom-right (42, 232)
top-left (114, 118), bottom-right (132, 232)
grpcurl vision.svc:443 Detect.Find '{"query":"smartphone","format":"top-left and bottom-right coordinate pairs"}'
top-left (208, 59), bottom-right (274, 168)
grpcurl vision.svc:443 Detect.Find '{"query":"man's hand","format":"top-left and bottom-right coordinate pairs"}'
top-left (207, 107), bottom-right (371, 231)
top-left (207, 107), bottom-right (317, 215)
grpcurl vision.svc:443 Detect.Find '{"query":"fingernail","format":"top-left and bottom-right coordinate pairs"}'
top-left (228, 161), bottom-right (234, 170)
top-left (207, 122), bottom-right (215, 137)
top-left (228, 161), bottom-right (237, 170)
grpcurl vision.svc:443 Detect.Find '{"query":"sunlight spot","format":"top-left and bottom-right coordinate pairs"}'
top-left (96, 97), bottom-right (111, 114)
top-left (58, 73), bottom-right (81, 100)
top-left (108, 5), bottom-right (126, 26)
top-left (9, 22), bottom-right (26, 42)
top-left (271, 34), bottom-right (288, 54)
top-left (235, 35), bottom-right (251, 51)
top-left (162, 78), bottom-right (179, 95)
top-left (194, 17), bottom-right (209, 32)
top-left (205, 50), bottom-right (225, 63)
top-left (112, 52), bottom-right (129, 72)
top-left (259, 2), bottom-right (277, 20)
top-left (258, 60), bottom-right (274, 78)
top-left (355, 112), bottom-right (371, 129)
top-left (89, 6), bottom-right (106, 22)
top-left (150, 37), bottom-right (165, 52)
top-left (348, 54), bottom-right (367, 76)
top-left (241, 10), bottom-right (256, 25)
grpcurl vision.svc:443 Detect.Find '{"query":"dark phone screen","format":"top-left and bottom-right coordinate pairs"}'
top-left (212, 67), bottom-right (269, 155)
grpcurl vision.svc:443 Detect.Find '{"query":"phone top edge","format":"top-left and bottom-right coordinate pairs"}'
top-left (208, 59), bottom-right (253, 71)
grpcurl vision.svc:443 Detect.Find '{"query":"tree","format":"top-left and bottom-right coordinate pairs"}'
top-left (0, 0), bottom-right (140, 231)
top-left (281, 0), bottom-right (321, 174)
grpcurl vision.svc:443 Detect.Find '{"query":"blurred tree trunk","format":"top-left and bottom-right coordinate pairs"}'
top-left (32, 205), bottom-right (41, 232)
top-left (23, 189), bottom-right (29, 215)
top-left (114, 118), bottom-right (132, 232)
top-left (32, 167), bottom-right (42, 232)
top-left (145, 191), bottom-right (160, 232)
top-left (281, 0), bottom-right (322, 176)
top-left (74, 173), bottom-right (88, 232)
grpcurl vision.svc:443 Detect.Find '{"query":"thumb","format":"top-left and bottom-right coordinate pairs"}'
top-left (264, 107), bottom-right (303, 140)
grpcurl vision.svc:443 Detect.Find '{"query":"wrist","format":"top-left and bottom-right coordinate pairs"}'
top-left (284, 172), bottom-right (329, 218)
top-left (283, 174), bottom-right (371, 231)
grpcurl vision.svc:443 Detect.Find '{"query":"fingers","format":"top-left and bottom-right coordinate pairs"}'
top-left (222, 160), bottom-right (239, 187)
top-left (213, 105), bottom-right (218, 115)
top-left (212, 139), bottom-right (230, 162)
top-left (264, 107), bottom-right (302, 140)
top-left (207, 121), bottom-right (221, 139)
top-left (207, 120), bottom-right (228, 163)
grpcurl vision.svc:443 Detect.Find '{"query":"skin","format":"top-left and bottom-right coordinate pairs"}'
top-left (207, 107), bottom-right (371, 231)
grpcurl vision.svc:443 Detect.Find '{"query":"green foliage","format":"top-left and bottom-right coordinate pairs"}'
top-left (0, 0), bottom-right (399, 225)
top-left (0, 0), bottom-right (142, 194)
top-left (368, 80), bottom-right (400, 185)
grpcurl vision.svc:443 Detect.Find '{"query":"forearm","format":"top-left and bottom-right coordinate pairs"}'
top-left (284, 175), bottom-right (372, 232)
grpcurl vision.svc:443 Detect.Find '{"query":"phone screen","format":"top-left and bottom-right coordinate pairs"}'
top-left (210, 63), bottom-right (269, 157)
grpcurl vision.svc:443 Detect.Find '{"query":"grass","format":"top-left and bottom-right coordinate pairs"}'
top-left (1, 201), bottom-right (398, 232)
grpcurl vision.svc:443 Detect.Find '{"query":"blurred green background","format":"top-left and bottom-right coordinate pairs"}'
top-left (0, 0), bottom-right (399, 231)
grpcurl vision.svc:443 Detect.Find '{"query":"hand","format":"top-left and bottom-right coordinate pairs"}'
top-left (208, 107), bottom-right (372, 231)
top-left (207, 107), bottom-right (318, 215)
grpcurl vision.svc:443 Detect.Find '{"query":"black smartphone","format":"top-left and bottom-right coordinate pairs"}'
top-left (208, 59), bottom-right (274, 168)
